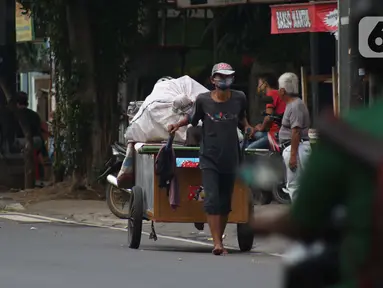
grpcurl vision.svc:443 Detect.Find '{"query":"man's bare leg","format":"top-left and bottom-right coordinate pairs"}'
top-left (219, 215), bottom-right (229, 254)
top-left (207, 215), bottom-right (224, 255)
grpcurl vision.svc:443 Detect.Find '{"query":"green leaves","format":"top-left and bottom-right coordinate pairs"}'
top-left (18, 0), bottom-right (155, 176)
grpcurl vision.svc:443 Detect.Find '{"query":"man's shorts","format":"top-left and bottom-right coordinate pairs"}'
top-left (201, 169), bottom-right (236, 215)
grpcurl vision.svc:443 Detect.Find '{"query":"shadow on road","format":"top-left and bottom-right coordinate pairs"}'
top-left (136, 244), bottom-right (258, 255)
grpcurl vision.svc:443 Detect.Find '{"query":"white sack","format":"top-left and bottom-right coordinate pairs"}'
top-left (125, 76), bottom-right (208, 142)
top-left (127, 101), bottom-right (144, 122)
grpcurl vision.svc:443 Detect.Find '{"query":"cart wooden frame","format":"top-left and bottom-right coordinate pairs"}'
top-left (113, 144), bottom-right (254, 251)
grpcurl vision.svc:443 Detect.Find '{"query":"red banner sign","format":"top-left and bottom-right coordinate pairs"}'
top-left (271, 2), bottom-right (338, 34)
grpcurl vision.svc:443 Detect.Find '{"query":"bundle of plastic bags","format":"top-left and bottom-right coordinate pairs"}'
top-left (127, 101), bottom-right (144, 123)
top-left (125, 75), bottom-right (208, 143)
top-left (117, 76), bottom-right (207, 187)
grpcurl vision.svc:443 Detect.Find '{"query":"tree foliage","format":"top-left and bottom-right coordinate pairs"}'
top-left (19, 0), bottom-right (155, 188)
top-left (16, 42), bottom-right (50, 73)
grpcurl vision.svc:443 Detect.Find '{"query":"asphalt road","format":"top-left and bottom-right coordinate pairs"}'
top-left (0, 218), bottom-right (282, 288)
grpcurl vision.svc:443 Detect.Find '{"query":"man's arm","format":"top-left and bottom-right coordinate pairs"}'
top-left (238, 94), bottom-right (252, 131)
top-left (174, 95), bottom-right (204, 129)
top-left (256, 106), bottom-right (274, 131)
top-left (289, 105), bottom-right (304, 160)
top-left (290, 128), bottom-right (301, 158)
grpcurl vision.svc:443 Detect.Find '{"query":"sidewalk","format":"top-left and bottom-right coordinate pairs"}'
top-left (1, 198), bottom-right (291, 254)
top-left (24, 200), bottom-right (130, 228)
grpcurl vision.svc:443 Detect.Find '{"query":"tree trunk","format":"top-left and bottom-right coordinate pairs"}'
top-left (66, 0), bottom-right (97, 190)
top-left (87, 5), bottom-right (121, 186)
top-left (92, 77), bottom-right (119, 185)
top-left (93, 56), bottom-right (119, 183)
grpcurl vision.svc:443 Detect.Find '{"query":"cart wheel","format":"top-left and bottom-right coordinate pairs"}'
top-left (128, 186), bottom-right (144, 249)
top-left (237, 192), bottom-right (255, 252)
top-left (237, 223), bottom-right (254, 252)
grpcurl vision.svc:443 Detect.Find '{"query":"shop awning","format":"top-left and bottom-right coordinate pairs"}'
top-left (270, 1), bottom-right (337, 34)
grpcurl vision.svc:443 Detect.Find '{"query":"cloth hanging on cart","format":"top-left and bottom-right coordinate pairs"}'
top-left (155, 145), bottom-right (180, 209)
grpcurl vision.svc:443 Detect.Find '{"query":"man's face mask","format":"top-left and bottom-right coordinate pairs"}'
top-left (213, 75), bottom-right (234, 90)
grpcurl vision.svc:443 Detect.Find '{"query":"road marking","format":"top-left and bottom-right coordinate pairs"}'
top-left (0, 212), bottom-right (281, 256)
top-left (268, 253), bottom-right (284, 258)
top-left (0, 212), bottom-right (220, 247)
top-left (0, 214), bottom-right (51, 223)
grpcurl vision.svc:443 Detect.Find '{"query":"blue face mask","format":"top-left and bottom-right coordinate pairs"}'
top-left (215, 77), bottom-right (234, 90)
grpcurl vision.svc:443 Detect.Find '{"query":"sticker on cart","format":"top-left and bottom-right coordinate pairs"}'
top-left (188, 186), bottom-right (205, 201)
top-left (176, 158), bottom-right (199, 168)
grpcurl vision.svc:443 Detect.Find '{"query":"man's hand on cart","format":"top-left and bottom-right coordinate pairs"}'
top-left (168, 123), bottom-right (180, 133)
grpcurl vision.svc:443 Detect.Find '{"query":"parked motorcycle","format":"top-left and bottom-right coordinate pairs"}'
top-left (98, 142), bottom-right (131, 219)
top-left (241, 115), bottom-right (291, 205)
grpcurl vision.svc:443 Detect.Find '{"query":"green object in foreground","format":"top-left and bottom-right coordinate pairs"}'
top-left (290, 100), bottom-right (383, 288)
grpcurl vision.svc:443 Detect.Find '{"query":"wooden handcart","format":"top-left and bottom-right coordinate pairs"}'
top-left (122, 143), bottom-right (254, 251)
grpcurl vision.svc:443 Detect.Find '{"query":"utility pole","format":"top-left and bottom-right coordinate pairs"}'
top-left (337, 0), bottom-right (350, 115)
top-left (309, 1), bottom-right (319, 123)
top-left (349, 0), bottom-right (367, 109)
top-left (339, 0), bottom-right (383, 113)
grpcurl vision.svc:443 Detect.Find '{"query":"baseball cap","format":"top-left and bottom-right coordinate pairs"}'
top-left (211, 62), bottom-right (235, 76)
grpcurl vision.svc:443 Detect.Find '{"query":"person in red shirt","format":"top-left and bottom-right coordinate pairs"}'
top-left (247, 74), bottom-right (286, 149)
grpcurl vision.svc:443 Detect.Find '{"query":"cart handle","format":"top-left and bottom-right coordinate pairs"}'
top-left (165, 132), bottom-right (175, 150)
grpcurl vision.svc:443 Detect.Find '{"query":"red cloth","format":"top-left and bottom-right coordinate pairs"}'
top-left (265, 89), bottom-right (286, 134)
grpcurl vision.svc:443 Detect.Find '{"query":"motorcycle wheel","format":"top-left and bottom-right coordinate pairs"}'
top-left (106, 183), bottom-right (131, 219)
top-left (272, 183), bottom-right (291, 204)
top-left (252, 188), bottom-right (273, 205)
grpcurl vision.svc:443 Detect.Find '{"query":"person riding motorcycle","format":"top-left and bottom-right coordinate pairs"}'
top-left (247, 73), bottom-right (286, 149)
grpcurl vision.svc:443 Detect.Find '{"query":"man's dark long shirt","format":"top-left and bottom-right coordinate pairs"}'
top-left (189, 90), bottom-right (247, 174)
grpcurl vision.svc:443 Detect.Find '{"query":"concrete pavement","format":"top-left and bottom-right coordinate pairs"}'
top-left (0, 198), bottom-right (291, 255)
top-left (0, 217), bottom-right (282, 288)
top-left (20, 200), bottom-right (291, 255)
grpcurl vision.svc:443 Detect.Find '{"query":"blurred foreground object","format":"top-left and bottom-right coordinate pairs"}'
top-left (239, 155), bottom-right (284, 192)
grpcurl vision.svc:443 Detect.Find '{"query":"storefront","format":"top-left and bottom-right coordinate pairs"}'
top-left (270, 1), bottom-right (339, 116)
top-left (270, 1), bottom-right (337, 34)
